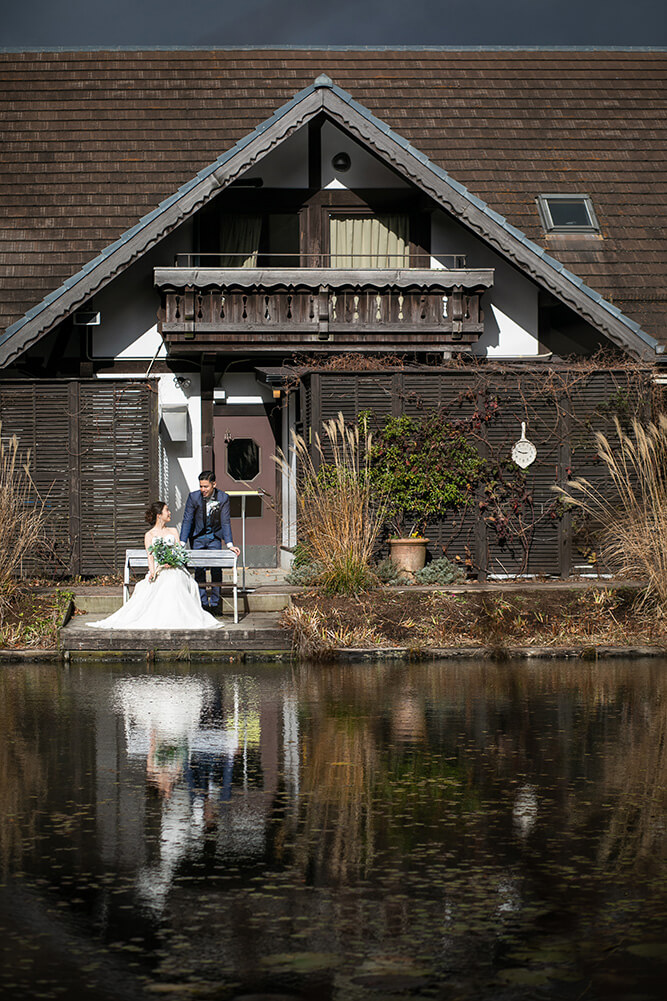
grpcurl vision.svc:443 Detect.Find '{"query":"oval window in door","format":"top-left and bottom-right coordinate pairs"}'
top-left (227, 437), bottom-right (260, 481)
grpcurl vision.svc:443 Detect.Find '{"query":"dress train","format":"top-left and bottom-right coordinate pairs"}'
top-left (88, 567), bottom-right (222, 630)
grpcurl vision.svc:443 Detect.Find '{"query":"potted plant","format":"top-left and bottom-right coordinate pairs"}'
top-left (387, 533), bottom-right (430, 576)
top-left (367, 412), bottom-right (484, 577)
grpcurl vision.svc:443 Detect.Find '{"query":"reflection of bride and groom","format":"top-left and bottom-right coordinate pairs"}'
top-left (114, 676), bottom-right (254, 913)
top-left (90, 470), bottom-right (240, 630)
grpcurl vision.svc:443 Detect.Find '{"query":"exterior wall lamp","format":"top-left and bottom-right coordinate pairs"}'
top-left (331, 152), bottom-right (351, 172)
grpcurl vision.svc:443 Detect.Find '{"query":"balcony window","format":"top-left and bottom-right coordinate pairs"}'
top-left (218, 215), bottom-right (262, 267)
top-left (536, 195), bottom-right (600, 234)
top-left (329, 214), bottom-right (409, 267)
top-left (215, 213), bottom-right (300, 267)
top-left (264, 214), bottom-right (300, 266)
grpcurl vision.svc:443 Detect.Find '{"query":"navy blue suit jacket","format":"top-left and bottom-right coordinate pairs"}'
top-left (179, 488), bottom-right (233, 546)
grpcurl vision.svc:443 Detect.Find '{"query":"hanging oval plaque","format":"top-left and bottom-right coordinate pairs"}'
top-left (512, 421), bottom-right (537, 469)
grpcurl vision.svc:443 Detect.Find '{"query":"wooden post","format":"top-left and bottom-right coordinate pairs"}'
top-left (201, 357), bottom-right (215, 471)
top-left (68, 381), bottom-right (81, 577)
top-left (475, 388), bottom-right (489, 581)
top-left (79, 326), bottom-right (93, 378)
top-left (392, 372), bottom-right (403, 417)
top-left (147, 379), bottom-right (159, 498)
top-left (308, 117), bottom-right (322, 191)
top-left (310, 372), bottom-right (321, 471)
top-left (559, 395), bottom-right (573, 579)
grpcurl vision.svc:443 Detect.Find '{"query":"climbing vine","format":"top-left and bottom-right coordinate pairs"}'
top-left (367, 411), bottom-right (486, 536)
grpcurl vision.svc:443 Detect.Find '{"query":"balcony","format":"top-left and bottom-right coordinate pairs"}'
top-left (155, 255), bottom-right (494, 353)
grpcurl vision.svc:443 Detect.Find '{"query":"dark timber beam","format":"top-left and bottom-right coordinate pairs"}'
top-left (308, 117), bottom-right (323, 191)
top-left (201, 356), bottom-right (215, 470)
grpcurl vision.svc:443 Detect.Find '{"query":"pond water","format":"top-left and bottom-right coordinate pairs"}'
top-left (0, 658), bottom-right (665, 1000)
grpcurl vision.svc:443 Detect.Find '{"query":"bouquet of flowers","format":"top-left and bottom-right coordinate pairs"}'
top-left (148, 537), bottom-right (190, 570)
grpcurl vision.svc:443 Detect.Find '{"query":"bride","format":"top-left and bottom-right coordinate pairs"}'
top-left (89, 501), bottom-right (222, 630)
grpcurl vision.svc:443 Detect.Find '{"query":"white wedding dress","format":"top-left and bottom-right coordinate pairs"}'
top-left (89, 541), bottom-right (222, 631)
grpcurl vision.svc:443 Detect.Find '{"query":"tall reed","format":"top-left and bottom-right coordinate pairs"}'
top-left (0, 424), bottom-right (47, 621)
top-left (274, 413), bottom-right (387, 593)
top-left (555, 415), bottom-right (667, 605)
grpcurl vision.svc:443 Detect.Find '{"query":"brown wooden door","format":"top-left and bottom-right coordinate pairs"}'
top-left (214, 412), bottom-right (277, 567)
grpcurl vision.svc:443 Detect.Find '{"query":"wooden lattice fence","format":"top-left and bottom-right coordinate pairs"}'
top-left (303, 366), bottom-right (652, 578)
top-left (0, 379), bottom-right (158, 576)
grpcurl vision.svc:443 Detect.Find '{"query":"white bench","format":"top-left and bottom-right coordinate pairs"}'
top-left (123, 549), bottom-right (239, 623)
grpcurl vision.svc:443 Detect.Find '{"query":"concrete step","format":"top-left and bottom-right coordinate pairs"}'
top-left (75, 594), bottom-right (123, 614)
top-left (61, 611), bottom-right (291, 653)
top-left (74, 589), bottom-right (292, 615)
top-left (223, 592), bottom-right (290, 613)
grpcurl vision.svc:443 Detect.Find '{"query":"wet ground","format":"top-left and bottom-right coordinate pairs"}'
top-left (0, 658), bottom-right (665, 1000)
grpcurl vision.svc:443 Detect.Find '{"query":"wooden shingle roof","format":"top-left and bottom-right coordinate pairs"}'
top-left (1, 47), bottom-right (666, 347)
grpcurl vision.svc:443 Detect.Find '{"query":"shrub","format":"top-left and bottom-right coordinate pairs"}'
top-left (0, 426), bottom-right (47, 623)
top-left (286, 559), bottom-right (325, 586)
top-left (290, 542), bottom-right (315, 568)
top-left (319, 553), bottom-right (378, 595)
top-left (555, 415), bottom-right (667, 606)
top-left (414, 557), bottom-right (465, 585)
top-left (375, 557), bottom-right (400, 584)
top-left (274, 413), bottom-right (387, 595)
top-left (368, 411), bottom-right (485, 537)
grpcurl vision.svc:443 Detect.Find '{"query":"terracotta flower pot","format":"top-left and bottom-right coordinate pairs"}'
top-left (389, 537), bottom-right (429, 577)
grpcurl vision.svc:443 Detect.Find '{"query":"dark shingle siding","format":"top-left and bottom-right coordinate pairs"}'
top-left (1, 48), bottom-right (666, 338)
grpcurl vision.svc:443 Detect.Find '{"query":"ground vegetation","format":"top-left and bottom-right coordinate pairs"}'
top-left (0, 588), bottom-right (73, 649)
top-left (282, 585), bottom-right (658, 660)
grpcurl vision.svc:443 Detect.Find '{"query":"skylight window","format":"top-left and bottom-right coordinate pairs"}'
top-left (536, 194), bottom-right (600, 234)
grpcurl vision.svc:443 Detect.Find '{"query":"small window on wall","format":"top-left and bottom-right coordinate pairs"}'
top-left (537, 195), bottom-right (600, 234)
top-left (227, 438), bottom-right (260, 481)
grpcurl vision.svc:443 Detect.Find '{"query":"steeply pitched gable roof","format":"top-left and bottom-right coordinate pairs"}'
top-left (1, 48), bottom-right (665, 361)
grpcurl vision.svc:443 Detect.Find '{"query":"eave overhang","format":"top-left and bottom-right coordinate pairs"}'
top-left (0, 74), bottom-right (659, 366)
top-left (153, 267), bottom-right (494, 291)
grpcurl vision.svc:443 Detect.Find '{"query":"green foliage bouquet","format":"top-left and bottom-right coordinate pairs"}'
top-left (148, 537), bottom-right (190, 569)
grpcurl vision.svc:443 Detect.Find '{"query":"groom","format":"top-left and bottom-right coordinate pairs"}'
top-left (180, 470), bottom-right (240, 612)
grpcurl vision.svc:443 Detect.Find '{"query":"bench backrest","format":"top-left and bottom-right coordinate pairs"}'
top-left (125, 548), bottom-right (237, 569)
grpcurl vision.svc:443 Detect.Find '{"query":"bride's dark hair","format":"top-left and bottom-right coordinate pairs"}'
top-left (145, 500), bottom-right (167, 526)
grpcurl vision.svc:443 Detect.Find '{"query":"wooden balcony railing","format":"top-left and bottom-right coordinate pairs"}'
top-left (154, 267), bottom-right (494, 353)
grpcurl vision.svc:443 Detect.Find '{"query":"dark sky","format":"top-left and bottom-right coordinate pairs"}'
top-left (1, 0), bottom-right (666, 48)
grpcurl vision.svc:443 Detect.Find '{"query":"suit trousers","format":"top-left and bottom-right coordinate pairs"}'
top-left (192, 536), bottom-right (222, 609)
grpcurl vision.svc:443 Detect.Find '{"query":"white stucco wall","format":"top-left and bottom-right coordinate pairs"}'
top-left (320, 121), bottom-right (408, 190)
top-left (236, 120), bottom-right (408, 191)
top-left (157, 371), bottom-right (202, 530)
top-left (90, 224), bottom-right (191, 361)
top-left (242, 127), bottom-right (309, 188)
top-left (431, 210), bottom-right (540, 357)
top-left (83, 220), bottom-right (203, 531)
top-left (215, 371), bottom-right (275, 404)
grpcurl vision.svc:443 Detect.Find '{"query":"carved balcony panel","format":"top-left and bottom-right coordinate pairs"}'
top-left (154, 268), bottom-right (493, 353)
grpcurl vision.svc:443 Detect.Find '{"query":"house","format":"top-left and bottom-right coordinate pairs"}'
top-left (1, 47), bottom-right (665, 577)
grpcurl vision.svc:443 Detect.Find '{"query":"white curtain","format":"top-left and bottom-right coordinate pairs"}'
top-left (219, 215), bottom-right (262, 267)
top-left (329, 214), bottom-right (409, 268)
